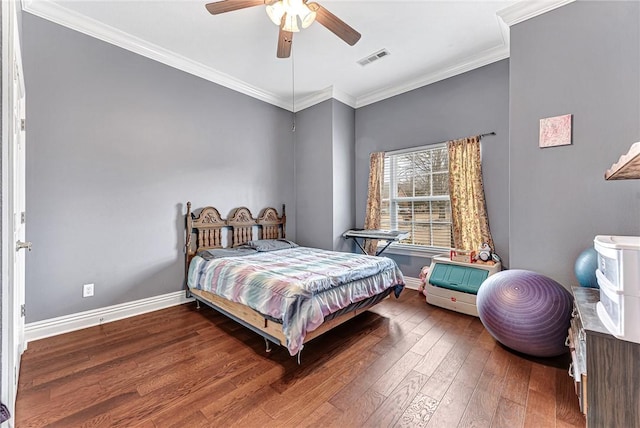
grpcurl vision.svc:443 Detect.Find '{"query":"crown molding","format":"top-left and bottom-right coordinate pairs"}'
top-left (21, 0), bottom-right (564, 113)
top-left (332, 87), bottom-right (357, 110)
top-left (355, 44), bottom-right (510, 109)
top-left (355, 7), bottom-right (513, 109)
top-left (293, 87), bottom-right (333, 112)
top-left (497, 0), bottom-right (576, 27)
top-left (293, 86), bottom-right (356, 112)
top-left (21, 0), bottom-right (291, 110)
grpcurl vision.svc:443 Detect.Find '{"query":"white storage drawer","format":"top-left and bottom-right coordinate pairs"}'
top-left (596, 271), bottom-right (640, 343)
top-left (594, 235), bottom-right (640, 295)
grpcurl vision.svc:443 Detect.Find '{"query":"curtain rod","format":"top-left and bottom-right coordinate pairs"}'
top-left (479, 132), bottom-right (496, 139)
top-left (382, 131), bottom-right (496, 156)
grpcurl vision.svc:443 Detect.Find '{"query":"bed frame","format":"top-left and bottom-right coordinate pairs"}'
top-left (184, 202), bottom-right (388, 360)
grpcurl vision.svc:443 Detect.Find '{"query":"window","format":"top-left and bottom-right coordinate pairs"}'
top-left (380, 144), bottom-right (453, 250)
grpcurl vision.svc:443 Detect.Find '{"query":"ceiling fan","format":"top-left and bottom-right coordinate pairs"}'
top-left (205, 0), bottom-right (361, 58)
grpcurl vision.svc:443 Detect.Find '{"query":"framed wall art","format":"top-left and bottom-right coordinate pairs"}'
top-left (539, 114), bottom-right (572, 148)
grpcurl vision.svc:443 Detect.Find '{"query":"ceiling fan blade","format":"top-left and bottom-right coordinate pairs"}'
top-left (307, 2), bottom-right (361, 46)
top-left (205, 0), bottom-right (266, 15)
top-left (277, 26), bottom-right (293, 58)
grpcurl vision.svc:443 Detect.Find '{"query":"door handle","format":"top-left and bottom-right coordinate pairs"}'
top-left (16, 240), bottom-right (32, 252)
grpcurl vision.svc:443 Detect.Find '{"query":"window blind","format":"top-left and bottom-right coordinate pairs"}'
top-left (381, 144), bottom-right (453, 249)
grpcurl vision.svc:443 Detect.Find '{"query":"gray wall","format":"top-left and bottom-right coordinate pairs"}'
top-left (355, 60), bottom-right (510, 277)
top-left (294, 100), bottom-right (333, 249)
top-left (20, 0), bottom-right (640, 323)
top-left (295, 99), bottom-right (356, 252)
top-left (509, 0), bottom-right (640, 287)
top-left (332, 100), bottom-right (356, 252)
top-left (22, 14), bottom-right (295, 322)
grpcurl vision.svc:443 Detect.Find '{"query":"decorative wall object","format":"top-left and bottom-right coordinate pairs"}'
top-left (539, 113), bottom-right (572, 148)
top-left (605, 141), bottom-right (640, 180)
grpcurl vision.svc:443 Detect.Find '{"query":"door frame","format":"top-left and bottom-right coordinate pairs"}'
top-left (1, 1), bottom-right (26, 425)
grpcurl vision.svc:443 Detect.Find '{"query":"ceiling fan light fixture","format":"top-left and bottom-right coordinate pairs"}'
top-left (268, 0), bottom-right (315, 31)
top-left (266, 1), bottom-right (285, 26)
top-left (281, 13), bottom-right (300, 32)
top-left (284, 0), bottom-right (305, 13)
top-left (300, 9), bottom-right (316, 28)
top-left (206, 0), bottom-right (360, 58)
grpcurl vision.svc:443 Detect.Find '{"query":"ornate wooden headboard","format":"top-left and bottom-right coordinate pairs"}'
top-left (184, 202), bottom-right (286, 276)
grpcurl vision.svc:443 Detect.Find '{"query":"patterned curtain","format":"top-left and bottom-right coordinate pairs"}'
top-left (364, 152), bottom-right (385, 255)
top-left (448, 136), bottom-right (494, 252)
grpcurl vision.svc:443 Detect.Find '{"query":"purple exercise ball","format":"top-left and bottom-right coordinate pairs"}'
top-left (477, 270), bottom-right (573, 357)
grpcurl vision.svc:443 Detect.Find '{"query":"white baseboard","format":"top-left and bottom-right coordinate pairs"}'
top-left (404, 276), bottom-right (422, 291)
top-left (25, 291), bottom-right (194, 344)
top-left (26, 279), bottom-right (421, 344)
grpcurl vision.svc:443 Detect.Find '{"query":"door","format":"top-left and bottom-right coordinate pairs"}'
top-left (11, 11), bottom-right (27, 367)
top-left (1, 1), bottom-right (27, 425)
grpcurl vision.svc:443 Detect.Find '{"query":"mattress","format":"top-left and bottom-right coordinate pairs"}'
top-left (188, 245), bottom-right (404, 355)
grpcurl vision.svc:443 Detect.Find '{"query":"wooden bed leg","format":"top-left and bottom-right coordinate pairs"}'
top-left (264, 338), bottom-right (272, 353)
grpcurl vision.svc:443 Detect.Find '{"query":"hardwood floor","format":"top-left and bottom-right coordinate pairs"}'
top-left (16, 290), bottom-right (585, 428)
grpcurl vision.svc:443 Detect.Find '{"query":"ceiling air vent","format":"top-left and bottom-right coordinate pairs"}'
top-left (357, 49), bottom-right (391, 66)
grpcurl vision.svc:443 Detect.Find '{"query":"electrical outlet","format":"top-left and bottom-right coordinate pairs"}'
top-left (83, 283), bottom-right (94, 298)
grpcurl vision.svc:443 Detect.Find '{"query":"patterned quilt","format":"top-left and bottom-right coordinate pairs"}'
top-left (188, 246), bottom-right (405, 355)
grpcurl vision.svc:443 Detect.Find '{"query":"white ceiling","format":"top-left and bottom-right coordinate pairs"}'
top-left (21, 0), bottom-right (571, 111)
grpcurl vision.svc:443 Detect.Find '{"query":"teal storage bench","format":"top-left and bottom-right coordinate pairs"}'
top-left (424, 254), bottom-right (501, 316)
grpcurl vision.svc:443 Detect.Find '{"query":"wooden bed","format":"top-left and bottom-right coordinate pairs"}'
top-left (184, 202), bottom-right (402, 359)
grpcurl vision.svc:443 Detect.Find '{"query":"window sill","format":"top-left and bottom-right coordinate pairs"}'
top-left (379, 244), bottom-right (449, 258)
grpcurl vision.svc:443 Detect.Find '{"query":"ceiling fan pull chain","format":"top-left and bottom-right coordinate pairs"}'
top-left (291, 42), bottom-right (296, 132)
